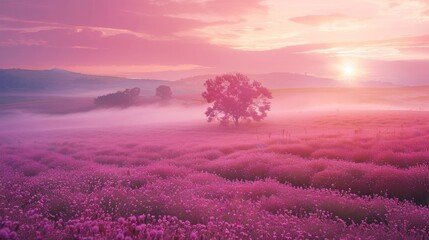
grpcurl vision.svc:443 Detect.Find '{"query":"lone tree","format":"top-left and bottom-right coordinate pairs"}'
top-left (155, 85), bottom-right (172, 100)
top-left (202, 73), bottom-right (272, 126)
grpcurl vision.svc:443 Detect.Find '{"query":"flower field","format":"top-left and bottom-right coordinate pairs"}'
top-left (0, 111), bottom-right (428, 239)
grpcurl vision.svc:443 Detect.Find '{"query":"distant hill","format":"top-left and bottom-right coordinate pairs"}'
top-left (178, 72), bottom-right (397, 89)
top-left (0, 69), bottom-right (399, 96)
top-left (0, 69), bottom-right (174, 95)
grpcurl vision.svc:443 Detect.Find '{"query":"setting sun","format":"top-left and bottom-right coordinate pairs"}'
top-left (1, 1), bottom-right (429, 239)
top-left (343, 64), bottom-right (355, 78)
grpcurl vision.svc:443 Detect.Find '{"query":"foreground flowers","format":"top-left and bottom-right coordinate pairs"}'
top-left (0, 111), bottom-right (428, 239)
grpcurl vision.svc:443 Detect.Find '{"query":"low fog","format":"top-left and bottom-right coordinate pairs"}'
top-left (0, 104), bottom-right (208, 132)
top-left (1, 86), bottom-right (428, 133)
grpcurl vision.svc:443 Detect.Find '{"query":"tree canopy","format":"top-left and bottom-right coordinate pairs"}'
top-left (94, 87), bottom-right (140, 107)
top-left (155, 85), bottom-right (172, 100)
top-left (202, 74), bottom-right (272, 126)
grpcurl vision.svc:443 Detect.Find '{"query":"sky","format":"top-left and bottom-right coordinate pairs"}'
top-left (0, 0), bottom-right (429, 84)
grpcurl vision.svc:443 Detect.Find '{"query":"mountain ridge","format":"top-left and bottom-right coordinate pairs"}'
top-left (178, 72), bottom-right (398, 89)
top-left (0, 68), bottom-right (401, 95)
top-left (0, 68), bottom-right (173, 94)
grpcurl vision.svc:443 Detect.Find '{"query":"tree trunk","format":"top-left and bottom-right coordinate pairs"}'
top-left (234, 117), bottom-right (239, 126)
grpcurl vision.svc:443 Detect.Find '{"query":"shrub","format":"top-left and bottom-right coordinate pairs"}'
top-left (94, 87), bottom-right (140, 107)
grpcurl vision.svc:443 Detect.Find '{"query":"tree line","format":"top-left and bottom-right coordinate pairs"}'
top-left (94, 74), bottom-right (272, 126)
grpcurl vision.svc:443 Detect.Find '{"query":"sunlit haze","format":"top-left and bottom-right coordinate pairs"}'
top-left (0, 0), bottom-right (429, 84)
top-left (342, 64), bottom-right (356, 79)
top-left (1, 1), bottom-right (429, 239)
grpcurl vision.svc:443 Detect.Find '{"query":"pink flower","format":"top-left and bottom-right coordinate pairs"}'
top-left (115, 232), bottom-right (124, 240)
top-left (128, 216), bottom-right (137, 223)
top-left (90, 225), bottom-right (99, 234)
top-left (191, 231), bottom-right (198, 240)
top-left (150, 229), bottom-right (157, 238)
top-left (0, 229), bottom-right (9, 239)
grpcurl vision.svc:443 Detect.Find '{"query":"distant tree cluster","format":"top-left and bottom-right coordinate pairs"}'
top-left (94, 87), bottom-right (141, 107)
top-left (156, 85), bottom-right (172, 100)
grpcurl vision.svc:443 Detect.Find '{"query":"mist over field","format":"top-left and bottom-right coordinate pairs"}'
top-left (1, 85), bottom-right (428, 132)
top-left (1, 77), bottom-right (429, 239)
top-left (1, 0), bottom-right (429, 239)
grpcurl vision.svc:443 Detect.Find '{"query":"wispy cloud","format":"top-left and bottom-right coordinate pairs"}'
top-left (304, 35), bottom-right (429, 59)
top-left (289, 14), bottom-right (349, 26)
top-left (0, 0), bottom-right (428, 84)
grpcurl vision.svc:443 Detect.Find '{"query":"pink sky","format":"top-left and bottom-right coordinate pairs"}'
top-left (0, 0), bottom-right (429, 84)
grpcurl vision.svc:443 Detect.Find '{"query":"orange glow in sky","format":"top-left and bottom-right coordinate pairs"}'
top-left (343, 65), bottom-right (355, 78)
top-left (0, 0), bottom-right (428, 84)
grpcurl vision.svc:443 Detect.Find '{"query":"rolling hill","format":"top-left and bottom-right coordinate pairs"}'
top-left (0, 69), bottom-right (399, 97)
top-left (178, 72), bottom-right (397, 89)
top-left (0, 69), bottom-right (174, 95)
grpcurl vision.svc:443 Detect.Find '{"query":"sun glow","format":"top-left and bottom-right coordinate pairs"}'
top-left (343, 64), bottom-right (355, 78)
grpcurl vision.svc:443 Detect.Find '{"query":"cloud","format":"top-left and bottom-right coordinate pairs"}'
top-left (288, 14), bottom-right (367, 32)
top-left (304, 35), bottom-right (429, 59)
top-left (0, 0), bottom-right (429, 84)
top-left (1, 24), bottom-right (429, 83)
top-left (0, 0), bottom-right (266, 37)
top-left (289, 14), bottom-right (349, 26)
top-left (369, 0), bottom-right (429, 18)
